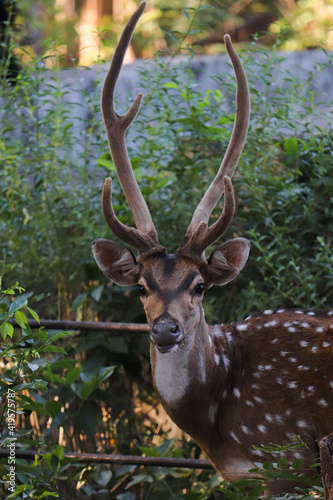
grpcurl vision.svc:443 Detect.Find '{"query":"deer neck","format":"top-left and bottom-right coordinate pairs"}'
top-left (150, 311), bottom-right (232, 440)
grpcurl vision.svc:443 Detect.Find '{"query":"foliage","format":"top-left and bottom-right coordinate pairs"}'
top-left (1, 13), bottom-right (333, 323)
top-left (271, 0), bottom-right (333, 51)
top-left (1, 3), bottom-right (333, 498)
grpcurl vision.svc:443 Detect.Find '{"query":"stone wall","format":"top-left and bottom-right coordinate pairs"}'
top-left (59, 49), bottom-right (333, 129)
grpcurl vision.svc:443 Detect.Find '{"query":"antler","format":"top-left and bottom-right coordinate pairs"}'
top-left (101, 1), bottom-right (165, 258)
top-left (178, 34), bottom-right (250, 262)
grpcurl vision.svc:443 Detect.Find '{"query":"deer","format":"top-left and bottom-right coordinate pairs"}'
top-left (92, 1), bottom-right (333, 495)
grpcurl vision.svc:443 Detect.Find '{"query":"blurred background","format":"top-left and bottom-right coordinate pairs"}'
top-left (2, 0), bottom-right (333, 68)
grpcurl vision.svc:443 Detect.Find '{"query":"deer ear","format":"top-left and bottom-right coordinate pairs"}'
top-left (92, 238), bottom-right (141, 286)
top-left (204, 237), bottom-right (250, 286)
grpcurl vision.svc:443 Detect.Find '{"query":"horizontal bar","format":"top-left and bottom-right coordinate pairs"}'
top-left (9, 319), bottom-right (150, 332)
top-left (0, 449), bottom-right (213, 469)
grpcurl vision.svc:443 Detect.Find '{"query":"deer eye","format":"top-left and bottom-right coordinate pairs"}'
top-left (137, 284), bottom-right (146, 296)
top-left (195, 283), bottom-right (205, 295)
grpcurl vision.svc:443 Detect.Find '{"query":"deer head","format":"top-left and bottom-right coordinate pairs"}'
top-left (92, 1), bottom-right (250, 354)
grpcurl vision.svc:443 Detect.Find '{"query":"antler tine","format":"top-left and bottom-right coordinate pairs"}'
top-left (101, 1), bottom-right (163, 253)
top-left (184, 34), bottom-right (250, 239)
top-left (178, 176), bottom-right (235, 262)
top-left (102, 177), bottom-right (164, 256)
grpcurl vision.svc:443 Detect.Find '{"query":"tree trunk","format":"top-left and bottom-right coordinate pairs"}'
top-left (320, 432), bottom-right (333, 500)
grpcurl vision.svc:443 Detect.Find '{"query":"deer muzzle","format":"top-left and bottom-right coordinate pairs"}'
top-left (150, 316), bottom-right (185, 353)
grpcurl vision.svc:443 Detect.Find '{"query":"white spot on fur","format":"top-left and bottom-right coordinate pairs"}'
top-left (316, 326), bottom-right (324, 333)
top-left (295, 310), bottom-right (304, 314)
top-left (298, 365), bottom-right (310, 371)
top-left (233, 387), bottom-right (241, 398)
top-left (265, 320), bottom-right (279, 328)
top-left (246, 400), bottom-right (254, 407)
top-left (277, 309), bottom-right (285, 313)
top-left (287, 381), bottom-right (297, 389)
top-left (208, 403), bottom-right (218, 424)
top-left (318, 399), bottom-right (328, 407)
top-left (251, 449), bottom-right (264, 457)
top-left (280, 351), bottom-right (288, 357)
top-left (329, 381), bottom-right (333, 388)
top-left (258, 424), bottom-right (267, 433)
top-left (264, 309), bottom-right (273, 315)
top-left (300, 340), bottom-right (309, 347)
top-left (265, 414), bottom-right (274, 423)
top-left (236, 324), bottom-right (248, 332)
top-left (198, 347), bottom-right (206, 383)
top-left (289, 357), bottom-right (297, 363)
top-left (323, 341), bottom-right (330, 347)
top-left (311, 346), bottom-right (318, 353)
top-left (271, 338), bottom-right (278, 344)
top-left (241, 424), bottom-right (250, 434)
top-left (288, 327), bottom-right (297, 333)
top-left (208, 335), bottom-right (213, 347)
top-left (212, 326), bottom-right (223, 337)
top-left (254, 396), bottom-right (263, 404)
top-left (214, 353), bottom-right (220, 365)
top-left (230, 431), bottom-right (241, 443)
top-left (225, 331), bottom-right (233, 345)
top-left (297, 420), bottom-right (308, 429)
top-left (222, 354), bottom-right (230, 372)
top-left (301, 322), bottom-right (310, 328)
top-left (307, 311), bottom-right (316, 316)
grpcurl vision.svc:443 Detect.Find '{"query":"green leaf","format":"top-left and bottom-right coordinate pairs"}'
top-left (291, 458), bottom-right (303, 469)
top-left (46, 331), bottom-right (70, 344)
top-left (0, 322), bottom-right (13, 340)
top-left (91, 285), bottom-right (104, 302)
top-left (97, 158), bottom-right (115, 171)
top-left (45, 400), bottom-right (63, 418)
top-left (8, 295), bottom-right (28, 315)
top-left (14, 310), bottom-right (28, 328)
top-left (66, 365), bottom-right (83, 385)
top-left (126, 474), bottom-right (153, 489)
top-left (27, 358), bottom-right (46, 371)
top-left (97, 365), bottom-right (116, 384)
top-left (80, 378), bottom-right (97, 400)
top-left (277, 457), bottom-right (289, 469)
top-left (27, 307), bottom-right (40, 323)
top-left (163, 82), bottom-right (179, 89)
top-left (39, 346), bottom-right (67, 354)
top-left (284, 137), bottom-right (298, 155)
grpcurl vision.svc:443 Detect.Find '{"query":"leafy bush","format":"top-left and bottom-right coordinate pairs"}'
top-left (1, 35), bottom-right (333, 322)
top-left (1, 3), bottom-right (333, 498)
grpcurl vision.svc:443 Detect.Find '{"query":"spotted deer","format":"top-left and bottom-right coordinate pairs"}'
top-left (92, 1), bottom-right (333, 494)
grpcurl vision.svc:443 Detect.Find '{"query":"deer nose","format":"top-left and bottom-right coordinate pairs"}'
top-left (151, 322), bottom-right (183, 353)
